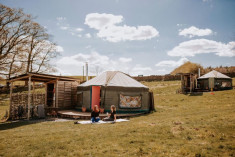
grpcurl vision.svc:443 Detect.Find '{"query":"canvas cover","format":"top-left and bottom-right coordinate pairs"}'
top-left (80, 71), bottom-right (148, 88)
top-left (198, 70), bottom-right (231, 79)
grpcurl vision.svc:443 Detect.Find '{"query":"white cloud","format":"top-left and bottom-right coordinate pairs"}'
top-left (177, 24), bottom-right (183, 27)
top-left (59, 25), bottom-right (85, 38)
top-left (179, 26), bottom-right (213, 38)
top-left (56, 51), bottom-right (117, 75)
top-left (60, 26), bottom-right (69, 30)
top-left (56, 51), bottom-right (153, 76)
top-left (56, 45), bottom-right (64, 52)
top-left (85, 33), bottom-right (91, 38)
top-left (155, 57), bottom-right (189, 67)
top-left (56, 17), bottom-right (66, 21)
top-left (56, 17), bottom-right (70, 30)
top-left (119, 57), bottom-right (132, 63)
top-left (56, 17), bottom-right (85, 37)
top-left (85, 45), bottom-right (91, 49)
top-left (97, 25), bottom-right (159, 42)
top-left (155, 68), bottom-right (168, 75)
top-left (85, 13), bottom-right (123, 30)
top-left (167, 39), bottom-right (235, 57)
top-left (75, 28), bottom-right (83, 32)
top-left (157, 69), bottom-right (166, 72)
top-left (132, 64), bottom-right (153, 76)
top-left (84, 13), bottom-right (159, 42)
top-left (133, 65), bottom-right (152, 71)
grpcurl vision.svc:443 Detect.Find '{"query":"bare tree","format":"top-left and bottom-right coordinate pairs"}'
top-left (90, 65), bottom-right (103, 76)
top-left (0, 4), bottom-right (31, 61)
top-left (0, 4), bottom-right (60, 82)
top-left (23, 22), bottom-right (59, 73)
top-left (0, 43), bottom-right (25, 76)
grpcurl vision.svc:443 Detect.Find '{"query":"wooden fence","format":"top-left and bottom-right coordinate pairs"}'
top-left (133, 75), bottom-right (181, 82)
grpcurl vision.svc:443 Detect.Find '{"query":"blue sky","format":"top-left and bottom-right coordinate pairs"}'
top-left (1, 0), bottom-right (235, 76)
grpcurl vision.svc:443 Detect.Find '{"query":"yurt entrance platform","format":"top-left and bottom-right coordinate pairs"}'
top-left (57, 110), bottom-right (145, 120)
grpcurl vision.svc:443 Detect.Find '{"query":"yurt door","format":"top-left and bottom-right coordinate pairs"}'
top-left (91, 86), bottom-right (101, 109)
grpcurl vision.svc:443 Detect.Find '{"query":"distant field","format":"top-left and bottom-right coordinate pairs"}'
top-left (0, 79), bottom-right (234, 156)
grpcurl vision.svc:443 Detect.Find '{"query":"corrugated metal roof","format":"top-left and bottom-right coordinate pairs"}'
top-left (79, 71), bottom-right (148, 88)
top-left (198, 70), bottom-right (231, 79)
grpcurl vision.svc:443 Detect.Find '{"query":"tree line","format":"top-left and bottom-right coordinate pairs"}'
top-left (0, 4), bottom-right (60, 83)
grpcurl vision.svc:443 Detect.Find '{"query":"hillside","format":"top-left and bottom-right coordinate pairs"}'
top-left (0, 80), bottom-right (234, 156)
top-left (171, 61), bottom-right (203, 75)
top-left (171, 62), bottom-right (235, 76)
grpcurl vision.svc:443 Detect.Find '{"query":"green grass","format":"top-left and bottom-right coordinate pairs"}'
top-left (0, 80), bottom-right (235, 157)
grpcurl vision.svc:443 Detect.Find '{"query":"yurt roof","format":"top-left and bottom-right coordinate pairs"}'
top-left (198, 70), bottom-right (231, 79)
top-left (79, 71), bottom-right (148, 88)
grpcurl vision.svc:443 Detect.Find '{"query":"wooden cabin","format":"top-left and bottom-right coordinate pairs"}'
top-left (8, 73), bottom-right (80, 119)
top-left (178, 73), bottom-right (196, 93)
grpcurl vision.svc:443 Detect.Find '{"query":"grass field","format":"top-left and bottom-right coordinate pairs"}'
top-left (0, 80), bottom-right (234, 157)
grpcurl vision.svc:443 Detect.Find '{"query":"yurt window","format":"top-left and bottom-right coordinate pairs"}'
top-left (119, 94), bottom-right (142, 109)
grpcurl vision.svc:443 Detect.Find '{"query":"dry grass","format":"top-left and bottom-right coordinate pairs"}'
top-left (0, 79), bottom-right (234, 157)
top-left (0, 94), bottom-right (9, 119)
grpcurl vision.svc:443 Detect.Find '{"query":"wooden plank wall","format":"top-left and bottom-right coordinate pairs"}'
top-left (64, 82), bottom-right (72, 108)
top-left (71, 82), bottom-right (78, 106)
top-left (58, 81), bottom-right (65, 108)
top-left (57, 81), bottom-right (78, 109)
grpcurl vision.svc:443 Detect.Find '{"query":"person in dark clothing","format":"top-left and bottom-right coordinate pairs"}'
top-left (103, 105), bottom-right (116, 121)
top-left (91, 105), bottom-right (100, 123)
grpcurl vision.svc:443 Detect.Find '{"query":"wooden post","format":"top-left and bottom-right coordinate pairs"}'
top-left (27, 76), bottom-right (31, 120)
top-left (45, 83), bottom-right (47, 106)
top-left (181, 75), bottom-right (184, 93)
top-left (56, 80), bottom-right (59, 108)
top-left (211, 82), bottom-right (213, 92)
top-left (9, 81), bottom-right (13, 119)
top-left (33, 81), bottom-right (35, 106)
top-left (53, 82), bottom-right (55, 107)
top-left (190, 74), bottom-right (192, 93)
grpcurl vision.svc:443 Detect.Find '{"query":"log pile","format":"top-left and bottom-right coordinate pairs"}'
top-left (10, 93), bottom-right (45, 119)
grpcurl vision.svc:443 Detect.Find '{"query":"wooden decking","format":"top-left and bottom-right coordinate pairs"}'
top-left (57, 110), bottom-right (145, 120)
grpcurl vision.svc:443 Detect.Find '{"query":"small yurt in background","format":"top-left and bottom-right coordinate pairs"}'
top-left (77, 71), bottom-right (154, 113)
top-left (197, 70), bottom-right (232, 91)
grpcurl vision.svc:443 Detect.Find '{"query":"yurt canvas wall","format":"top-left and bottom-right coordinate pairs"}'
top-left (197, 70), bottom-right (232, 90)
top-left (77, 71), bottom-right (153, 113)
top-left (101, 86), bottom-right (150, 113)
